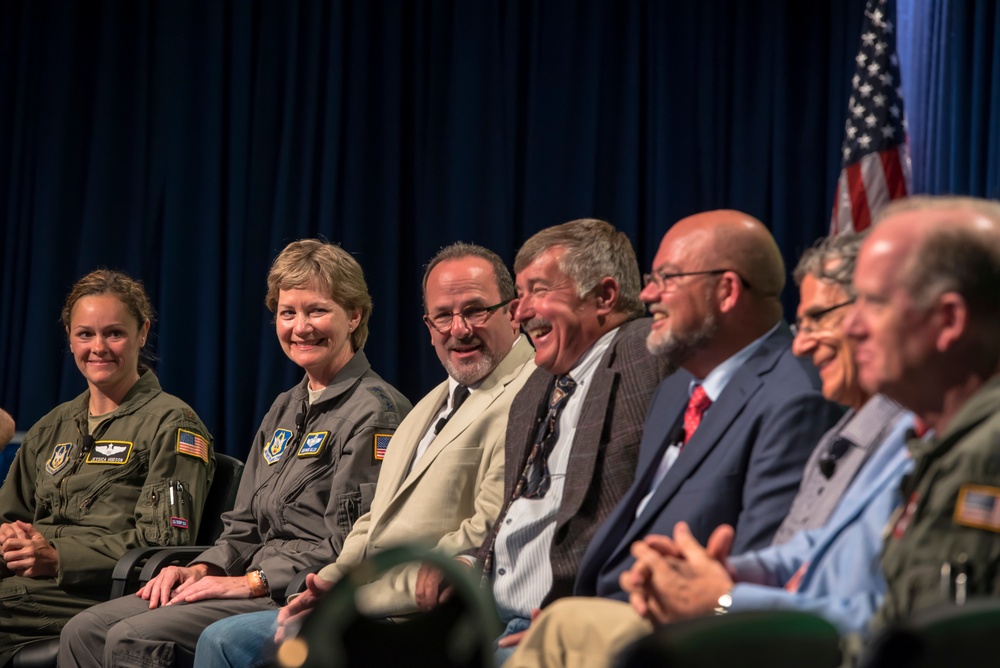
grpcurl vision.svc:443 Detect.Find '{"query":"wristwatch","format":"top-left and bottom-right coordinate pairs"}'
top-left (246, 568), bottom-right (271, 598)
top-left (714, 590), bottom-right (733, 616)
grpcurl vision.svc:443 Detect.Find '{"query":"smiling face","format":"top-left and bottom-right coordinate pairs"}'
top-left (423, 257), bottom-right (518, 385)
top-left (792, 274), bottom-right (863, 408)
top-left (68, 294), bottom-right (150, 403)
top-left (276, 284), bottom-right (361, 389)
top-left (514, 247), bottom-right (605, 375)
top-left (639, 229), bottom-right (720, 367)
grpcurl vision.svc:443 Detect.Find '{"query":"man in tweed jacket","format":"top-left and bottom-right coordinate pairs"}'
top-left (417, 219), bottom-right (671, 664)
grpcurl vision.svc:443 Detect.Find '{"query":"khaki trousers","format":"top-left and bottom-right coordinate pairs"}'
top-left (505, 597), bottom-right (653, 668)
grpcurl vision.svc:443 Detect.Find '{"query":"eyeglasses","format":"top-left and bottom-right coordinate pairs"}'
top-left (792, 299), bottom-right (855, 337)
top-left (643, 269), bottom-right (751, 292)
top-left (423, 299), bottom-right (512, 333)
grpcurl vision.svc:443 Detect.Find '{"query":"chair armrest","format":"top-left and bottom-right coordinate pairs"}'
top-left (138, 545), bottom-right (211, 583)
top-left (110, 546), bottom-right (174, 599)
top-left (284, 564), bottom-right (325, 602)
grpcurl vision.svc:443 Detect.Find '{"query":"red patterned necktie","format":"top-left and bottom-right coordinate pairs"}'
top-left (682, 385), bottom-right (712, 445)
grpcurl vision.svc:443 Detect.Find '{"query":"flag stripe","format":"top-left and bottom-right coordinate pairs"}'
top-left (846, 161), bottom-right (872, 233)
top-left (881, 145), bottom-right (908, 199)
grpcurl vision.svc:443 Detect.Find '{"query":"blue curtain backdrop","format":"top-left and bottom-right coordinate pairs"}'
top-left (901, 0), bottom-right (1000, 197)
top-left (1, 0), bottom-right (873, 458)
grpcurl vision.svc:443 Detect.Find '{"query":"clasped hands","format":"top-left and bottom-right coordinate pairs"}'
top-left (0, 520), bottom-right (59, 577)
top-left (620, 521), bottom-right (736, 625)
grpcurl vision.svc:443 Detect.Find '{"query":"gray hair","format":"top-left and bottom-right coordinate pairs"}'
top-left (793, 232), bottom-right (866, 298)
top-left (514, 218), bottom-right (645, 318)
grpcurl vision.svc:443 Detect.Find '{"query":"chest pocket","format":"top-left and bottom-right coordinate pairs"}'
top-left (76, 451), bottom-right (149, 517)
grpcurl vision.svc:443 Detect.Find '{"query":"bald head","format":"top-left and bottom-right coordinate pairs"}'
top-left (641, 209), bottom-right (786, 376)
top-left (664, 209), bottom-right (785, 300)
top-left (671, 210), bottom-right (785, 298)
top-left (847, 196), bottom-right (1000, 422)
top-left (874, 196), bottom-right (1000, 316)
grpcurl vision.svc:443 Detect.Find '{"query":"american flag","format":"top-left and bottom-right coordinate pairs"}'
top-left (830, 0), bottom-right (912, 235)
top-left (177, 429), bottom-right (210, 463)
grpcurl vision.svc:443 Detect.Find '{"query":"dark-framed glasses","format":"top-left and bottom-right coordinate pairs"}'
top-left (792, 299), bottom-right (855, 337)
top-left (643, 269), bottom-right (752, 292)
top-left (423, 299), bottom-right (512, 333)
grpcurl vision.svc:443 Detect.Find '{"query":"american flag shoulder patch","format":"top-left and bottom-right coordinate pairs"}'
top-left (954, 484), bottom-right (1000, 533)
top-left (373, 433), bottom-right (392, 461)
top-left (176, 429), bottom-right (210, 463)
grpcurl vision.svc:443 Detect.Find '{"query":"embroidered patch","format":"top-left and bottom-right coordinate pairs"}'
top-left (46, 443), bottom-right (73, 475)
top-left (367, 387), bottom-right (395, 412)
top-left (298, 431), bottom-right (330, 458)
top-left (264, 429), bottom-right (293, 465)
top-left (170, 516), bottom-right (189, 529)
top-left (373, 433), bottom-right (392, 461)
top-left (86, 440), bottom-right (134, 465)
top-left (953, 484), bottom-right (1000, 533)
top-left (176, 429), bottom-right (210, 463)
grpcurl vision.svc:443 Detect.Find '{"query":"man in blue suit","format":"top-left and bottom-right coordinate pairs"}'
top-left (574, 209), bottom-right (840, 601)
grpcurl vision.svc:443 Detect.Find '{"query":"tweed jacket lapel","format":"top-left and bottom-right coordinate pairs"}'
top-left (555, 341), bottom-right (618, 524)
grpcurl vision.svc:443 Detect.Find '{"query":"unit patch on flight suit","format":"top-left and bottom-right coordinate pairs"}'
top-left (264, 429), bottom-right (293, 465)
top-left (297, 431), bottom-right (330, 458)
top-left (46, 443), bottom-right (73, 475)
top-left (86, 441), bottom-right (134, 465)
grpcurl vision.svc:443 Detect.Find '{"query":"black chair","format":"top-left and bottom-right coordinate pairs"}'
top-left (616, 610), bottom-right (843, 668)
top-left (861, 599), bottom-right (1000, 668)
top-left (11, 452), bottom-right (245, 668)
top-left (109, 452), bottom-right (245, 597)
top-left (275, 545), bottom-right (501, 668)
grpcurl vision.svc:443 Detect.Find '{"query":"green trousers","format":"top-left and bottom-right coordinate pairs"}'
top-left (0, 576), bottom-right (105, 667)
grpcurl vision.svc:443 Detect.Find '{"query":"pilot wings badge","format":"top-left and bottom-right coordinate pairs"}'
top-left (86, 440), bottom-right (133, 465)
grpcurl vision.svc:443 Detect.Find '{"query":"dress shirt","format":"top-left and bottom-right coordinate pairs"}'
top-left (407, 377), bottom-right (479, 476)
top-left (772, 394), bottom-right (904, 545)
top-left (634, 323), bottom-right (778, 519)
top-left (726, 411), bottom-right (915, 635)
top-left (492, 328), bottom-right (619, 620)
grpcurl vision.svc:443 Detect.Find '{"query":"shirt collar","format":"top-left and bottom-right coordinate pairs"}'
top-left (690, 322), bottom-right (780, 401)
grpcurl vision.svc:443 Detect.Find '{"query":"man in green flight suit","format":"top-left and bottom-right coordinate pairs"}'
top-left (845, 195), bottom-right (1000, 627)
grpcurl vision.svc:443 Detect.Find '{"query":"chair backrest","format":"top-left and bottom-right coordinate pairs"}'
top-left (618, 610), bottom-right (843, 668)
top-left (862, 599), bottom-right (1000, 668)
top-left (196, 452), bottom-right (244, 544)
top-left (276, 545), bottom-right (501, 668)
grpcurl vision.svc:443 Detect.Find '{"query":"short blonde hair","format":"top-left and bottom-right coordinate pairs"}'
top-left (265, 240), bottom-right (372, 351)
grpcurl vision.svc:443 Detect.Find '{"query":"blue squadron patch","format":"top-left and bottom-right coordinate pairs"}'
top-left (46, 443), bottom-right (73, 475)
top-left (367, 387), bottom-right (395, 412)
top-left (264, 429), bottom-right (293, 465)
top-left (373, 433), bottom-right (392, 461)
top-left (297, 431), bottom-right (330, 458)
top-left (86, 441), bottom-right (134, 465)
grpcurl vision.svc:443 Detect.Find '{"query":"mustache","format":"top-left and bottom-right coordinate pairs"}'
top-left (520, 317), bottom-right (551, 333)
top-left (647, 305), bottom-right (668, 317)
top-left (446, 336), bottom-right (483, 351)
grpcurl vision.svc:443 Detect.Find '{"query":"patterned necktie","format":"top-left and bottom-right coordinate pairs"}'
top-left (682, 385), bottom-right (712, 445)
top-left (434, 385), bottom-right (470, 434)
top-left (515, 374), bottom-right (577, 499)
